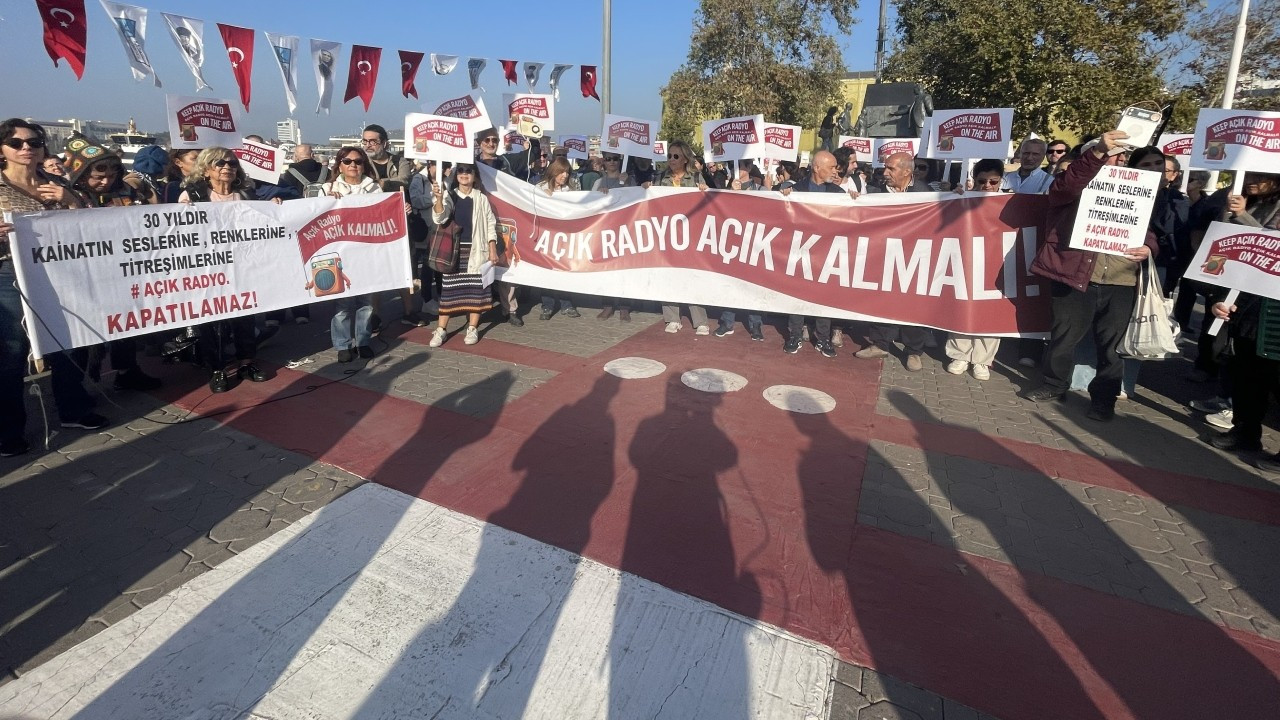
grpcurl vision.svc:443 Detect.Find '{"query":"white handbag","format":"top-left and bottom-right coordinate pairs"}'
top-left (1119, 257), bottom-right (1180, 359)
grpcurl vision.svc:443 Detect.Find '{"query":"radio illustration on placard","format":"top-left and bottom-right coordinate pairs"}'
top-left (304, 253), bottom-right (351, 297)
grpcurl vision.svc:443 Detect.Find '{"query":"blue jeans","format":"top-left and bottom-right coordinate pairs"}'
top-left (718, 309), bottom-right (762, 332)
top-left (331, 296), bottom-right (372, 350)
top-left (1, 264), bottom-right (93, 438)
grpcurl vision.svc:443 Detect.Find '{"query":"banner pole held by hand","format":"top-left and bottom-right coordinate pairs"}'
top-left (1208, 288), bottom-right (1240, 337)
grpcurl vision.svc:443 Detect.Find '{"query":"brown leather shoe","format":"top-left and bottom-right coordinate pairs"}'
top-left (618, 308), bottom-right (631, 322)
top-left (905, 354), bottom-right (923, 372)
top-left (597, 306), bottom-right (615, 320)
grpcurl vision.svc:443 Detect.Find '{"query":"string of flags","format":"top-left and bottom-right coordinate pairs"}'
top-left (34, 0), bottom-right (601, 114)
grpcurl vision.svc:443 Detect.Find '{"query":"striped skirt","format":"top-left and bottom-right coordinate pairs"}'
top-left (438, 242), bottom-right (494, 315)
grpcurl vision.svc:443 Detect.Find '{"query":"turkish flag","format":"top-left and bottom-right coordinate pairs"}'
top-left (500, 59), bottom-right (518, 85)
top-left (36, 0), bottom-right (88, 79)
top-left (345, 45), bottom-right (381, 111)
top-left (581, 65), bottom-right (600, 101)
top-left (217, 23), bottom-right (255, 111)
top-left (398, 50), bottom-right (424, 99)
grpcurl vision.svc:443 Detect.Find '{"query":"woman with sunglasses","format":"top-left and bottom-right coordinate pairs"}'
top-left (316, 147), bottom-right (381, 363)
top-left (0, 119), bottom-right (104, 456)
top-left (647, 140), bottom-right (711, 334)
top-left (178, 148), bottom-right (271, 393)
top-left (428, 163), bottom-right (498, 347)
top-left (592, 154), bottom-right (635, 321)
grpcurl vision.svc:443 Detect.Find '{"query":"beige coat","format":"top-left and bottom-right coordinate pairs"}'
top-left (432, 188), bottom-right (496, 275)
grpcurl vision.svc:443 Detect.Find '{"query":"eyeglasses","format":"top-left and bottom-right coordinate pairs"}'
top-left (3, 137), bottom-right (45, 150)
top-left (361, 138), bottom-right (383, 145)
top-left (480, 137), bottom-right (498, 144)
top-left (213, 158), bottom-right (238, 168)
top-left (340, 158), bottom-right (362, 166)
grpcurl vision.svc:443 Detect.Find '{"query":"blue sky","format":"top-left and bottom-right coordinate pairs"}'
top-left (2, 0), bottom-right (887, 142)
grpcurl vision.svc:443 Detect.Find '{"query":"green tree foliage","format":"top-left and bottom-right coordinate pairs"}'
top-left (885, 0), bottom-right (1196, 138)
top-left (1177, 0), bottom-right (1279, 115)
top-left (660, 0), bottom-right (859, 146)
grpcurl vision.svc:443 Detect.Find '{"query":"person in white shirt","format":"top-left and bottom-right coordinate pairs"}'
top-left (1001, 138), bottom-right (1053, 194)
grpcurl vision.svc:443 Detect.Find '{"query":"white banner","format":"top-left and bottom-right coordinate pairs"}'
top-left (1068, 165), bottom-right (1161, 257)
top-left (430, 53), bottom-right (459, 75)
top-left (1183, 222), bottom-right (1280, 300)
top-left (761, 123), bottom-right (801, 162)
top-left (265, 32), bottom-right (301, 115)
top-left (1189, 109), bottom-right (1280, 173)
top-left (926, 108), bottom-right (1013, 160)
top-left (166, 94), bottom-right (242, 150)
top-left (404, 113), bottom-right (475, 165)
top-left (311, 39), bottom-right (342, 114)
top-left (160, 12), bottom-right (209, 91)
top-left (838, 136), bottom-right (873, 164)
top-left (702, 114), bottom-right (767, 163)
top-left (428, 93), bottom-right (492, 142)
top-left (503, 93), bottom-right (556, 132)
top-left (601, 114), bottom-right (657, 160)
top-left (233, 138), bottom-right (286, 185)
top-left (872, 137), bottom-right (921, 167)
top-left (99, 0), bottom-right (160, 87)
top-left (11, 194), bottom-right (411, 356)
top-left (557, 135), bottom-right (589, 161)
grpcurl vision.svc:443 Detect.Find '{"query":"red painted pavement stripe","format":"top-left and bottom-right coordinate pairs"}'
top-left (384, 324), bottom-right (584, 373)
top-left (871, 414), bottom-right (1280, 526)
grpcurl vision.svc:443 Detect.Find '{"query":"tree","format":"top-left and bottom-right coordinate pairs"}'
top-left (660, 0), bottom-right (859, 147)
top-left (884, 0), bottom-right (1196, 139)
top-left (1176, 0), bottom-right (1279, 116)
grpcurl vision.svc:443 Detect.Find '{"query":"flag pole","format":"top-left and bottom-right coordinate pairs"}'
top-left (602, 0), bottom-right (612, 125)
top-left (1209, 0), bottom-right (1250, 191)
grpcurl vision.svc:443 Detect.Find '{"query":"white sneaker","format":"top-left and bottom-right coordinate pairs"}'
top-left (946, 360), bottom-right (969, 375)
top-left (464, 326), bottom-right (479, 345)
top-left (694, 325), bottom-right (710, 336)
top-left (665, 322), bottom-right (681, 333)
top-left (831, 328), bottom-right (845, 347)
top-left (429, 327), bottom-right (446, 348)
top-left (1206, 408), bottom-right (1234, 430)
top-left (972, 364), bottom-right (990, 381)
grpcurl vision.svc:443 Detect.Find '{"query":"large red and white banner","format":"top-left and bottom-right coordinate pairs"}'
top-left (482, 168), bottom-right (1050, 336)
top-left (11, 194), bottom-right (411, 356)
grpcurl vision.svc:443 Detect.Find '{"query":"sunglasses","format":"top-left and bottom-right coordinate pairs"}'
top-left (480, 137), bottom-right (498, 144)
top-left (3, 137), bottom-right (46, 150)
top-left (1048, 149), bottom-right (1067, 154)
top-left (214, 158), bottom-right (239, 168)
top-left (455, 167), bottom-right (475, 174)
top-left (668, 154), bottom-right (683, 160)
top-left (340, 157), bottom-right (362, 165)
top-left (977, 178), bottom-right (1002, 186)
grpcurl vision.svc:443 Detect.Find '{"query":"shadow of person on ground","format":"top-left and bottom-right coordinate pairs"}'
top-left (60, 368), bottom-right (515, 718)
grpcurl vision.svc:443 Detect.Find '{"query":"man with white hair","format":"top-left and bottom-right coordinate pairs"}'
top-left (1002, 137), bottom-right (1053, 194)
top-left (278, 143), bottom-right (329, 197)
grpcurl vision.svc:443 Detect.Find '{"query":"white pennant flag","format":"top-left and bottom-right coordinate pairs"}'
top-left (311, 38), bottom-right (342, 115)
top-left (161, 13), bottom-right (209, 91)
top-left (523, 61), bottom-right (544, 91)
top-left (99, 0), bottom-right (160, 87)
top-left (265, 32), bottom-right (301, 114)
top-left (548, 64), bottom-right (573, 101)
top-left (430, 53), bottom-right (459, 75)
top-left (467, 58), bottom-right (487, 91)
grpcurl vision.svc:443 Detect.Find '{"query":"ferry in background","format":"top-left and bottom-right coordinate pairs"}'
top-left (106, 119), bottom-right (159, 169)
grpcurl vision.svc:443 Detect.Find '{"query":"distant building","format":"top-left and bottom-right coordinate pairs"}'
top-left (329, 129), bottom-right (405, 155)
top-left (27, 118), bottom-right (135, 152)
top-left (276, 118), bottom-right (302, 144)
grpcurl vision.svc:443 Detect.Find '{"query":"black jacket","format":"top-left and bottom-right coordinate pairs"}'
top-left (867, 179), bottom-right (931, 193)
top-left (278, 159), bottom-right (329, 194)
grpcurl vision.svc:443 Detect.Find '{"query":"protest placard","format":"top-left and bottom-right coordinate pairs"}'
top-left (1157, 133), bottom-right (1193, 159)
top-left (601, 114), bottom-right (657, 160)
top-left (403, 113), bottom-right (475, 165)
top-left (1068, 165), bottom-right (1161, 257)
top-left (233, 138), bottom-right (285, 185)
top-left (502, 125), bottom-right (526, 153)
top-left (503, 93), bottom-right (555, 132)
top-left (1183, 222), bottom-right (1280, 301)
top-left (482, 167), bottom-right (1051, 337)
top-left (558, 135), bottom-right (589, 161)
top-left (838, 136), bottom-right (873, 163)
top-left (166, 94), bottom-right (241, 149)
top-left (11, 194), bottom-right (411, 357)
top-left (872, 137), bottom-right (921, 167)
top-left (926, 109), bottom-right (1013, 159)
top-left (427, 92), bottom-right (492, 142)
top-left (702, 115), bottom-right (767, 163)
top-left (653, 140), bottom-right (668, 160)
top-left (1190, 109), bottom-right (1280, 173)
top-left (762, 123), bottom-right (801, 162)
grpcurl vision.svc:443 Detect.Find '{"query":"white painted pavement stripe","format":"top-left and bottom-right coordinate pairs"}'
top-left (0, 484), bottom-right (833, 719)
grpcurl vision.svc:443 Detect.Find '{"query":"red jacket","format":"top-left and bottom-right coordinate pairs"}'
top-left (1030, 149), bottom-right (1159, 291)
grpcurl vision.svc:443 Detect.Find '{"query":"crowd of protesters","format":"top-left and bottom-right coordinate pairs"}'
top-left (1, 116), bottom-right (1277, 472)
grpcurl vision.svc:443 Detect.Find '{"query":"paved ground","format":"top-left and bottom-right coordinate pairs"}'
top-left (2, 293), bottom-right (1278, 719)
